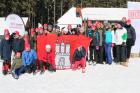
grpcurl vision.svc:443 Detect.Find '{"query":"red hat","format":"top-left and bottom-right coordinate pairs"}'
top-left (43, 24), bottom-right (48, 27)
top-left (35, 28), bottom-right (39, 32)
top-left (4, 29), bottom-right (10, 35)
top-left (15, 31), bottom-right (20, 35)
top-left (91, 25), bottom-right (96, 30)
top-left (126, 19), bottom-right (131, 24)
top-left (25, 44), bottom-right (30, 49)
top-left (88, 20), bottom-right (92, 26)
top-left (31, 30), bottom-right (35, 35)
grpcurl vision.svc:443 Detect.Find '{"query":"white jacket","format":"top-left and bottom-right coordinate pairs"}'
top-left (114, 27), bottom-right (127, 45)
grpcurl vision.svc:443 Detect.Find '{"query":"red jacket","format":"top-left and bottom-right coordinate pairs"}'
top-left (41, 51), bottom-right (53, 65)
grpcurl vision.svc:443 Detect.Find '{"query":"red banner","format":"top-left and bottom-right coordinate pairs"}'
top-left (36, 34), bottom-right (91, 69)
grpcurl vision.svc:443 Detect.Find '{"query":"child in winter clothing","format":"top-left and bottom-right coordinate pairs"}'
top-left (104, 24), bottom-right (113, 64)
top-left (114, 23), bottom-right (127, 66)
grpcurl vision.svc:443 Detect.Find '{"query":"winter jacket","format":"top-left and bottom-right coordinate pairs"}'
top-left (104, 29), bottom-right (112, 44)
top-left (22, 49), bottom-right (37, 66)
top-left (90, 31), bottom-right (100, 47)
top-left (87, 28), bottom-right (94, 38)
top-left (115, 27), bottom-right (127, 45)
top-left (41, 51), bottom-right (53, 65)
top-left (30, 36), bottom-right (36, 49)
top-left (97, 28), bottom-right (104, 46)
top-left (11, 58), bottom-right (22, 71)
top-left (72, 47), bottom-right (86, 64)
top-left (0, 38), bottom-right (12, 61)
top-left (12, 37), bottom-right (24, 53)
top-left (125, 25), bottom-right (136, 46)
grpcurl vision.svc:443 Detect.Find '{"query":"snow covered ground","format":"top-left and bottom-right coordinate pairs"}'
top-left (0, 58), bottom-right (140, 93)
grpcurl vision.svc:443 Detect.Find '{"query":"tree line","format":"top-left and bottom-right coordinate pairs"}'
top-left (0, 0), bottom-right (139, 28)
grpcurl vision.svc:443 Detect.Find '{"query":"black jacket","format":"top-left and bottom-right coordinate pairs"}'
top-left (90, 31), bottom-right (100, 47)
top-left (72, 47), bottom-right (86, 64)
top-left (12, 37), bottom-right (24, 53)
top-left (125, 25), bottom-right (136, 46)
top-left (0, 38), bottom-right (12, 61)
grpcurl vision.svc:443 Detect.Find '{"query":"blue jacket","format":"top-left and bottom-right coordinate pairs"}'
top-left (22, 49), bottom-right (37, 66)
top-left (104, 29), bottom-right (112, 44)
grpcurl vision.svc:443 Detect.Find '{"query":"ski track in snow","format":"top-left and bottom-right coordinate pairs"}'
top-left (0, 58), bottom-right (140, 93)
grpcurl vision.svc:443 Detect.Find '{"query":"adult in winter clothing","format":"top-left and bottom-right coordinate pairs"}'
top-left (13, 44), bottom-right (37, 79)
top-left (40, 45), bottom-right (56, 74)
top-left (96, 22), bottom-right (104, 64)
top-left (104, 24), bottom-right (113, 64)
top-left (125, 20), bottom-right (136, 63)
top-left (0, 29), bottom-right (12, 75)
top-left (114, 23), bottom-right (128, 66)
top-left (72, 45), bottom-right (86, 73)
top-left (29, 29), bottom-right (36, 50)
top-left (12, 31), bottom-right (24, 54)
top-left (87, 25), bottom-right (95, 64)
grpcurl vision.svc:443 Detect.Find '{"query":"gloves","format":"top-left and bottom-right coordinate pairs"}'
top-left (96, 46), bottom-right (99, 50)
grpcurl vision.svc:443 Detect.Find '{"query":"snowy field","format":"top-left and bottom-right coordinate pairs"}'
top-left (0, 58), bottom-right (140, 93)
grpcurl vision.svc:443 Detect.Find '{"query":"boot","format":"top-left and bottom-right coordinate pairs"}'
top-left (120, 62), bottom-right (128, 67)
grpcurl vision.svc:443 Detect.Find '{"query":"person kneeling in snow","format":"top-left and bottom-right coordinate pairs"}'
top-left (40, 45), bottom-right (56, 75)
top-left (12, 44), bottom-right (37, 79)
top-left (10, 52), bottom-right (22, 76)
top-left (72, 45), bottom-right (86, 73)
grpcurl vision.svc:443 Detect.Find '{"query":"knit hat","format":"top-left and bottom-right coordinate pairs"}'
top-left (46, 45), bottom-right (51, 49)
top-left (4, 29), bottom-right (10, 36)
top-left (15, 31), bottom-right (20, 36)
top-left (126, 19), bottom-right (131, 24)
top-left (43, 24), bottom-right (48, 27)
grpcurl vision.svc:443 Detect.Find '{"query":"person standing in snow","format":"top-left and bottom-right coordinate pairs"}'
top-left (104, 24), bottom-right (113, 65)
top-left (125, 19), bottom-right (136, 63)
top-left (114, 23), bottom-right (128, 66)
top-left (12, 31), bottom-right (24, 53)
top-left (0, 29), bottom-right (12, 75)
top-left (96, 22), bottom-right (104, 64)
top-left (87, 25), bottom-right (95, 65)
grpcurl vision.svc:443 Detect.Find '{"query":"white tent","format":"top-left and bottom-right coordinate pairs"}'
top-left (57, 7), bottom-right (128, 28)
top-left (57, 7), bottom-right (82, 29)
top-left (82, 8), bottom-right (128, 20)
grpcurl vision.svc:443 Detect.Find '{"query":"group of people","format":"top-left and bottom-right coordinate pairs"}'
top-left (87, 17), bottom-right (136, 67)
top-left (0, 17), bottom-right (136, 79)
